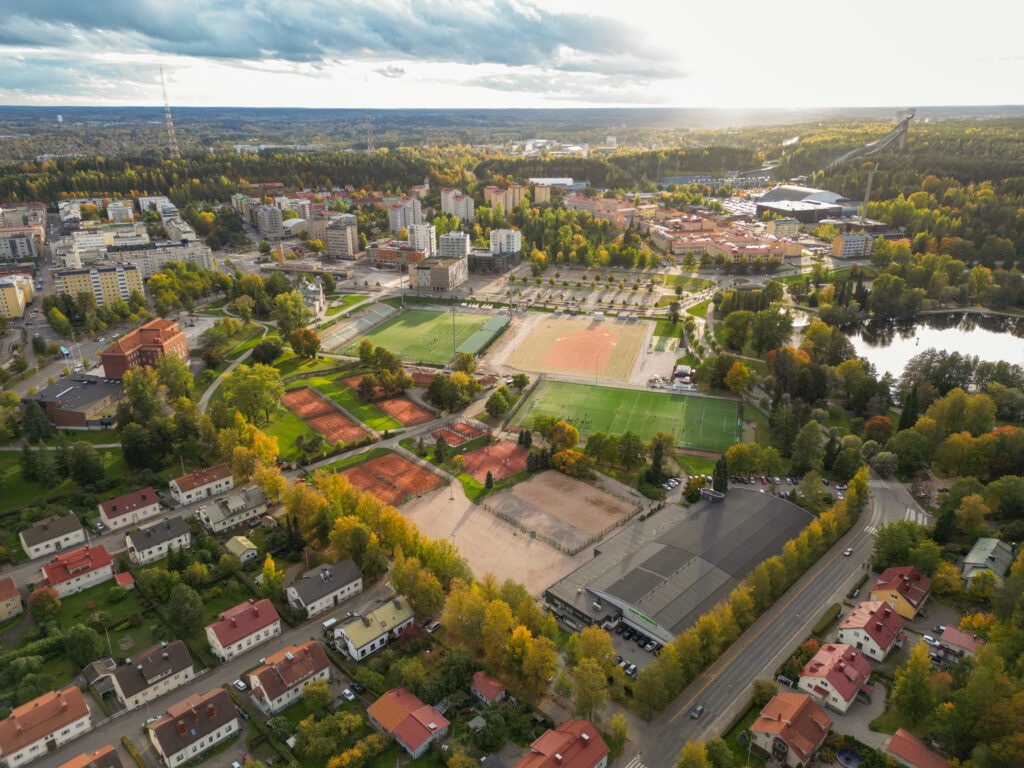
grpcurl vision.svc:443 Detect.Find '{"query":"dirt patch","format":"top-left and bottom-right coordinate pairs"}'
top-left (339, 452), bottom-right (444, 506)
top-left (378, 396), bottom-right (433, 426)
top-left (283, 387), bottom-right (334, 418)
top-left (307, 411), bottom-right (365, 443)
top-left (462, 441), bottom-right (529, 483)
top-left (485, 471), bottom-right (637, 552)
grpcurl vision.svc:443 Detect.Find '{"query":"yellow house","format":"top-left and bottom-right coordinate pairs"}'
top-left (54, 263), bottom-right (143, 307)
top-left (869, 566), bottom-right (933, 619)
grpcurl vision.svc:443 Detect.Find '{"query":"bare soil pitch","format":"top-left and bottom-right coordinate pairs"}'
top-left (283, 387), bottom-right (364, 442)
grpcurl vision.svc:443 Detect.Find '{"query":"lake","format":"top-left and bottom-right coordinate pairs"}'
top-left (850, 313), bottom-right (1024, 379)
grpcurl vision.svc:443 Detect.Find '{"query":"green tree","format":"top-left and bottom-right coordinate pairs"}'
top-left (303, 679), bottom-right (332, 716)
top-left (21, 400), bottom-right (52, 443)
top-left (571, 658), bottom-right (607, 721)
top-left (167, 584), bottom-right (204, 635)
top-left (66, 442), bottom-right (104, 485)
top-left (223, 364), bottom-right (284, 424)
top-left (618, 431), bottom-right (647, 470)
top-left (512, 373), bottom-right (530, 389)
top-left (273, 289), bottom-right (311, 338)
top-left (156, 353), bottom-right (193, 400)
top-left (260, 554), bottom-right (285, 601)
top-left (290, 328), bottom-right (321, 358)
top-left (790, 420), bottom-right (824, 475)
top-left (454, 352), bottom-right (477, 374)
top-left (891, 644), bottom-right (935, 725)
top-left (64, 624), bottom-right (105, 667)
top-left (485, 390), bottom-right (509, 417)
top-left (712, 455), bottom-right (728, 493)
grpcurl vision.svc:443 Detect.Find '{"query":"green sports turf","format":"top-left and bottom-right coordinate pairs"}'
top-left (343, 309), bottom-right (489, 364)
top-left (511, 380), bottom-right (742, 453)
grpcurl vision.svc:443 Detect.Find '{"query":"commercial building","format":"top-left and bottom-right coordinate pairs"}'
top-left (870, 566), bottom-right (933, 619)
top-left (387, 198), bottom-right (423, 234)
top-left (513, 719), bottom-right (609, 768)
top-left (749, 693), bottom-right (832, 768)
top-left (169, 463), bottom-right (234, 505)
top-left (205, 599), bottom-right (281, 660)
top-left (413, 257), bottom-right (468, 292)
top-left (57, 746), bottom-right (124, 768)
top-left (225, 536), bottom-right (259, 564)
top-left (886, 728), bottom-right (948, 768)
top-left (470, 671), bottom-right (507, 705)
top-left (489, 228), bottom-right (522, 255)
top-left (146, 689), bottom-right (240, 768)
top-left (196, 486), bottom-right (267, 533)
top-left (367, 688), bottom-right (449, 758)
top-left (765, 218), bottom-right (800, 238)
top-left (837, 601), bottom-right (906, 661)
top-left (286, 559), bottom-right (362, 618)
top-left (366, 239), bottom-right (428, 271)
top-left (98, 487), bottom-right (161, 532)
top-left (438, 232), bottom-right (471, 260)
top-left (0, 688), bottom-right (91, 768)
top-left (798, 643), bottom-right (872, 714)
top-left (545, 490), bottom-right (813, 644)
top-left (408, 223), bottom-right (437, 256)
top-left (756, 200), bottom-right (843, 224)
top-left (962, 538), bottom-right (1014, 583)
top-left (100, 318), bottom-right (189, 379)
top-left (248, 641), bottom-right (331, 714)
top-left (0, 233), bottom-right (38, 261)
top-left (255, 205), bottom-right (286, 239)
top-left (111, 641), bottom-right (195, 710)
top-left (440, 188), bottom-right (475, 221)
top-left (0, 274), bottom-right (34, 318)
top-left (832, 232), bottom-right (873, 260)
top-left (0, 577), bottom-right (22, 621)
top-left (126, 518), bottom-right (192, 566)
top-left (41, 545), bottom-right (114, 597)
top-left (19, 515), bottom-right (85, 560)
top-left (20, 375), bottom-right (124, 428)
top-left (106, 242), bottom-right (213, 278)
top-left (54, 264), bottom-right (144, 307)
top-left (335, 596), bottom-right (415, 660)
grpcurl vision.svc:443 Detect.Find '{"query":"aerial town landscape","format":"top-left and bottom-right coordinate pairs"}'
top-left (0, 5), bottom-right (1023, 768)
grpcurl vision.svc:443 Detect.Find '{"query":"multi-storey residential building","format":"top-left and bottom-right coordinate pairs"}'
top-left (54, 264), bottom-right (143, 307)
top-left (484, 185), bottom-right (525, 212)
top-left (19, 516), bottom-right (85, 560)
top-left (336, 596), bottom-right (414, 660)
top-left (798, 643), bottom-right (872, 714)
top-left (196, 486), bottom-right (267, 533)
top-left (57, 746), bottom-right (124, 768)
top-left (106, 201), bottom-right (134, 222)
top-left (248, 641), bottom-right (331, 714)
top-left (766, 217), bottom-right (800, 238)
top-left (126, 518), bottom-right (192, 566)
top-left (106, 242), bottom-right (213, 278)
top-left (41, 545), bottom-right (114, 597)
top-left (286, 560), bottom-right (362, 618)
top-left (533, 184), bottom-right (551, 204)
top-left (870, 566), bottom-right (933, 619)
top-left (0, 577), bottom-right (22, 621)
top-left (20, 375), bottom-right (124, 428)
top-left (366, 239), bottom-right (428, 271)
top-left (111, 641), bottom-right (195, 710)
top-left (100, 318), bottom-right (189, 379)
top-left (407, 223), bottom-right (437, 256)
top-left (0, 274), bottom-right (34, 318)
top-left (0, 688), bottom-right (91, 768)
top-left (169, 463), bottom-right (234, 505)
top-left (98, 487), bottom-right (161, 532)
top-left (832, 232), bottom-right (873, 259)
top-left (205, 599), bottom-right (281, 660)
top-left (413, 257), bottom-right (468, 292)
top-left (326, 218), bottom-right (359, 259)
top-left (837, 601), bottom-right (906, 661)
top-left (440, 188), bottom-right (475, 222)
top-left (513, 719), bottom-right (609, 768)
top-left (137, 196), bottom-right (176, 217)
top-left (146, 689), bottom-right (240, 768)
top-left (438, 232), bottom-right (471, 260)
top-left (255, 205), bottom-right (286, 239)
top-left (750, 693), bottom-right (832, 768)
top-left (367, 688), bottom-right (450, 758)
top-left (387, 198), bottom-right (422, 234)
top-left (0, 233), bottom-right (38, 262)
top-left (489, 229), bottom-right (522, 255)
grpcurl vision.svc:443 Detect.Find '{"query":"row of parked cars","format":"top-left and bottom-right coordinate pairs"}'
top-left (659, 476), bottom-right (682, 491)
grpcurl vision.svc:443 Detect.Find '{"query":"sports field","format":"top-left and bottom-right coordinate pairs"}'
top-left (343, 309), bottom-right (489, 364)
top-left (510, 380), bottom-right (741, 453)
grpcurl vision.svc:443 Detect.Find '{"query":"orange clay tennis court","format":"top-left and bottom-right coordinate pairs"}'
top-left (339, 452), bottom-right (444, 505)
top-left (502, 316), bottom-right (648, 381)
top-left (284, 387), bottom-right (365, 443)
top-left (462, 441), bottom-right (529, 483)
top-left (341, 374), bottom-right (434, 426)
top-left (283, 387), bottom-right (333, 418)
top-left (341, 465), bottom-right (405, 506)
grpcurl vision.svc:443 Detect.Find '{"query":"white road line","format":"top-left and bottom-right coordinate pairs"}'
top-left (864, 525), bottom-right (878, 535)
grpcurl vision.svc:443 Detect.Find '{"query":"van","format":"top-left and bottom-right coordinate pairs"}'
top-left (321, 617), bottom-right (338, 634)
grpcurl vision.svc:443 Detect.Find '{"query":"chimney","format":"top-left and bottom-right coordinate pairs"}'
top-left (206, 704), bottom-right (216, 717)
top-left (554, 755), bottom-right (563, 763)
top-left (230, 617), bottom-right (236, 627)
top-left (177, 721), bottom-right (186, 736)
top-left (191, 707), bottom-right (199, 721)
top-left (252, 604), bottom-right (259, 618)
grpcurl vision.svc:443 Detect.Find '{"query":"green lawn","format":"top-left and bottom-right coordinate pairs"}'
top-left (653, 318), bottom-right (683, 337)
top-left (722, 703), bottom-right (766, 767)
top-left (314, 446), bottom-right (395, 475)
top-left (304, 375), bottom-right (402, 432)
top-left (263, 408), bottom-right (319, 461)
top-left (0, 448), bottom-right (127, 514)
top-left (225, 326), bottom-right (267, 361)
top-left (687, 299), bottom-right (711, 318)
top-left (57, 582), bottom-right (169, 659)
top-left (342, 309), bottom-right (489, 364)
top-left (272, 352), bottom-right (342, 378)
top-left (42, 428), bottom-right (120, 446)
top-left (327, 294), bottom-right (368, 315)
top-left (667, 274), bottom-right (714, 290)
top-left (743, 402), bottom-right (771, 446)
top-left (511, 380), bottom-right (742, 453)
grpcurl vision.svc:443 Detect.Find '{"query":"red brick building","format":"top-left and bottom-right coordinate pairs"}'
top-left (100, 318), bottom-right (189, 379)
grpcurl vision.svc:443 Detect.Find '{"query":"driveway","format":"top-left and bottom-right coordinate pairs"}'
top-left (829, 682), bottom-right (889, 752)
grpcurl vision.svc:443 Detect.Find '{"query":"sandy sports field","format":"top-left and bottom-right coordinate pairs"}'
top-left (283, 387), bottom-right (364, 443)
top-left (401, 480), bottom-right (588, 595)
top-left (485, 471), bottom-right (637, 553)
top-left (339, 452), bottom-right (444, 506)
top-left (340, 374), bottom-right (434, 426)
top-left (499, 315), bottom-right (649, 381)
top-left (462, 441), bottom-right (528, 483)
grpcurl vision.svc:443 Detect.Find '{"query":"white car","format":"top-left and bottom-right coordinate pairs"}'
top-left (843, 547), bottom-right (854, 557)
top-left (342, 689), bottom-right (356, 702)
top-left (922, 635), bottom-right (940, 647)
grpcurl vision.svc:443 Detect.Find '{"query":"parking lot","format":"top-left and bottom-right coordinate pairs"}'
top-left (610, 623), bottom-right (663, 677)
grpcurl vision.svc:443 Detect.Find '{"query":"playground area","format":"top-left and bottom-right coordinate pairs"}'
top-left (339, 452), bottom-right (445, 506)
top-left (342, 308), bottom-right (490, 364)
top-left (484, 471), bottom-right (637, 554)
top-left (461, 441), bottom-right (528, 483)
top-left (282, 387), bottom-right (365, 443)
top-left (339, 374), bottom-right (434, 426)
top-left (510, 379), bottom-right (741, 453)
top-left (498, 315), bottom-right (649, 382)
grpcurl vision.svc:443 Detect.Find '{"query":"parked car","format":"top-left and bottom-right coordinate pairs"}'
top-left (615, 654), bottom-right (623, 665)
top-left (626, 664), bottom-right (638, 678)
top-left (426, 621), bottom-right (441, 633)
top-left (922, 635), bottom-right (940, 646)
top-left (614, 624), bottom-right (625, 635)
top-left (933, 625), bottom-right (947, 634)
top-left (350, 681), bottom-right (364, 694)
top-left (644, 641), bottom-right (657, 652)
top-left (233, 679), bottom-right (248, 692)
top-left (342, 689), bottom-right (356, 702)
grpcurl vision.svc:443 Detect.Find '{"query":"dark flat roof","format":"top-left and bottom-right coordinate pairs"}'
top-left (23, 375), bottom-right (123, 412)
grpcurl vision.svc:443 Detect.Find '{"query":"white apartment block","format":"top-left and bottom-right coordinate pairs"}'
top-left (255, 205), bottom-right (286, 239)
top-left (438, 232), bottom-right (471, 260)
top-left (441, 188), bottom-right (475, 222)
top-left (107, 242), bottom-right (214, 278)
top-left (490, 229), bottom-right (522, 254)
top-left (111, 641), bottom-right (195, 710)
top-left (169, 463), bottom-right (234, 505)
top-left (387, 198), bottom-right (423, 234)
top-left (19, 516), bottom-right (85, 560)
top-left (0, 233), bottom-right (38, 261)
top-left (408, 223), bottom-right (437, 256)
top-left (205, 599), bottom-right (281, 661)
top-left (106, 201), bottom-right (134, 222)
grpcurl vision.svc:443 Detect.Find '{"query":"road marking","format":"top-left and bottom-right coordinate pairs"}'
top-left (622, 756), bottom-right (647, 768)
top-left (903, 507), bottom-right (931, 525)
top-left (864, 525), bottom-right (878, 534)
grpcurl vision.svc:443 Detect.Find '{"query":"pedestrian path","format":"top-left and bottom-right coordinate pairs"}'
top-left (904, 506), bottom-right (932, 525)
top-left (622, 755), bottom-right (648, 768)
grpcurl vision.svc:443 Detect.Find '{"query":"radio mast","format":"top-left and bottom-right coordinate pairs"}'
top-left (160, 68), bottom-right (180, 159)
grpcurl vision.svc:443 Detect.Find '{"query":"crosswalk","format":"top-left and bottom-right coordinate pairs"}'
top-left (865, 507), bottom-right (932, 537)
top-left (622, 756), bottom-right (648, 768)
top-left (864, 525), bottom-right (878, 535)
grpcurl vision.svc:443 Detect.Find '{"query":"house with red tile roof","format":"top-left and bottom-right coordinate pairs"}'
top-left (367, 688), bottom-right (449, 758)
top-left (204, 599), bottom-right (280, 661)
top-left (0, 687), bottom-right (92, 767)
top-left (248, 641), bottom-right (330, 714)
top-left (750, 693), bottom-right (832, 768)
top-left (798, 643), bottom-right (873, 713)
top-left (471, 671), bottom-right (507, 705)
top-left (886, 728), bottom-right (948, 768)
top-left (99, 487), bottom-right (160, 532)
top-left (169, 463), bottom-right (233, 505)
top-left (870, 566), bottom-right (933, 619)
top-left (837, 601), bottom-right (906, 661)
top-left (146, 689), bottom-right (240, 767)
top-left (57, 745), bottom-right (124, 768)
top-left (0, 576), bottom-right (22, 621)
top-left (41, 545), bottom-right (114, 597)
top-left (938, 627), bottom-right (986, 660)
top-left (513, 719), bottom-right (609, 768)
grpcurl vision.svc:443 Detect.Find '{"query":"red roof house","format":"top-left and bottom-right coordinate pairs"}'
top-left (98, 487), bottom-right (160, 531)
top-left (939, 627), bottom-right (986, 659)
top-left (471, 671), bottom-right (507, 704)
top-left (750, 693), bottom-right (832, 768)
top-left (837, 600), bottom-right (906, 661)
top-left (798, 643), bottom-right (873, 713)
top-left (41, 545), bottom-right (114, 597)
top-left (886, 728), bottom-right (948, 768)
top-left (367, 687), bottom-right (450, 758)
top-left (249, 641), bottom-right (330, 713)
top-left (513, 719), bottom-right (609, 768)
top-left (870, 566), bottom-right (933, 619)
top-left (204, 599), bottom-right (281, 661)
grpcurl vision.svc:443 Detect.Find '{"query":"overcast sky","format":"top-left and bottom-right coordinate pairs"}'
top-left (0, 0), bottom-right (1018, 109)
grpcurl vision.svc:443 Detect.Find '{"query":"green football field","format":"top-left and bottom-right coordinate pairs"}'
top-left (511, 380), bottom-right (742, 453)
top-left (343, 309), bottom-right (489, 364)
